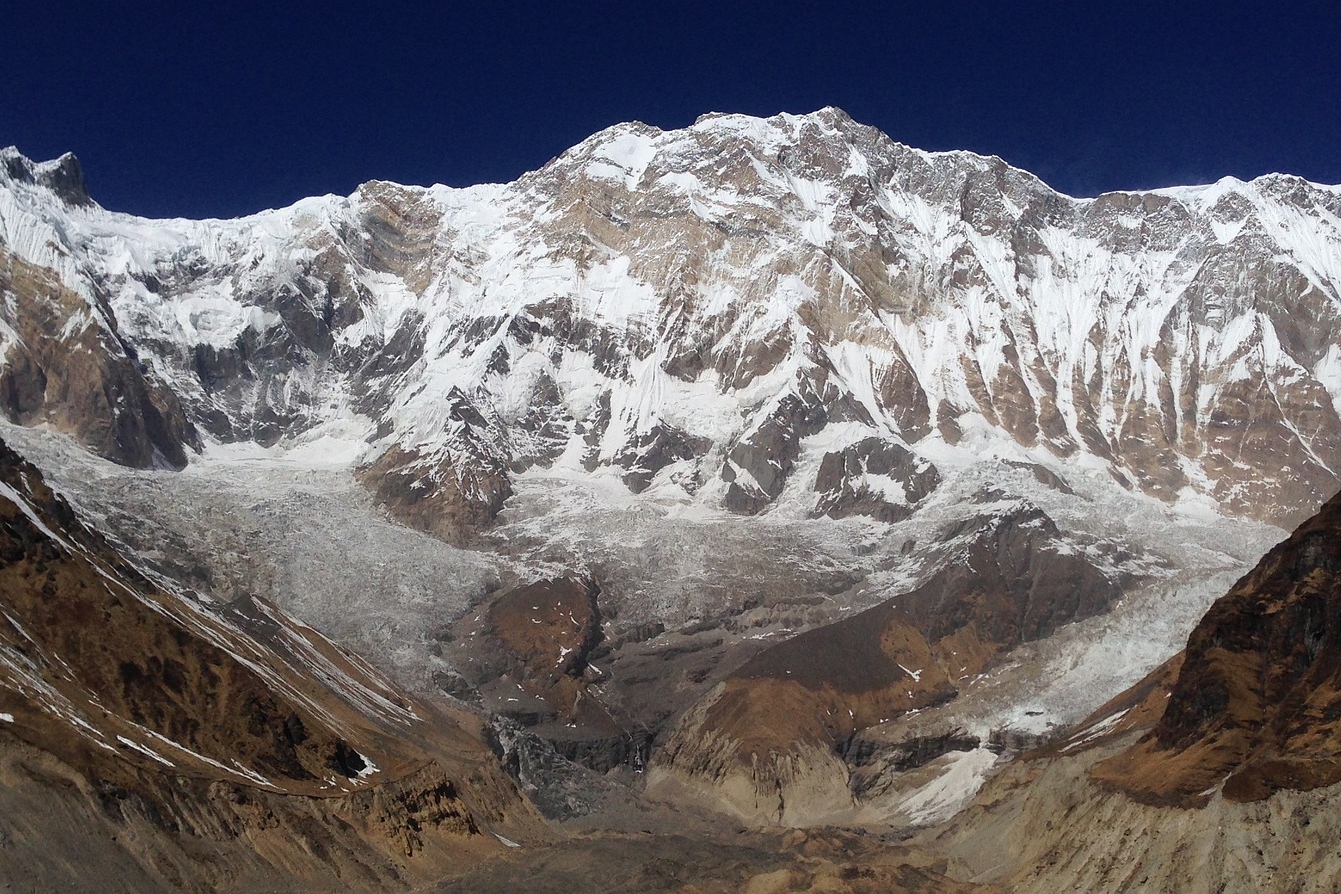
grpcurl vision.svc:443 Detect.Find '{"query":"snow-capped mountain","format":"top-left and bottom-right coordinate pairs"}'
top-left (4, 107), bottom-right (1341, 540)
top-left (2, 109), bottom-right (1339, 834)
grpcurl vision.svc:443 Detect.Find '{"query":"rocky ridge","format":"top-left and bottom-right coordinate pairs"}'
top-left (0, 435), bottom-right (532, 891)
top-left (1092, 486), bottom-right (1341, 805)
top-left (651, 499), bottom-right (1130, 823)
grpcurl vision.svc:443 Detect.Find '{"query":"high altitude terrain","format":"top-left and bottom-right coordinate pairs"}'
top-left (0, 434), bottom-right (536, 891)
top-left (930, 486), bottom-right (1341, 893)
top-left (1, 108), bottom-right (1340, 889)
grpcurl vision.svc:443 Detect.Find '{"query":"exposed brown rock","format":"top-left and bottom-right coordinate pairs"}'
top-left (357, 441), bottom-right (512, 547)
top-left (0, 735), bottom-right (514, 893)
top-left (352, 181), bottom-right (449, 295)
top-left (898, 505), bottom-right (1126, 675)
top-left (486, 578), bottom-right (604, 712)
top-left (0, 248), bottom-right (198, 467)
top-left (0, 435), bottom-right (534, 890)
top-left (445, 578), bottom-right (633, 770)
top-left (932, 725), bottom-right (1341, 894)
top-left (874, 350), bottom-right (933, 440)
top-left (1093, 488), bottom-right (1341, 806)
top-left (613, 423), bottom-right (710, 492)
top-left (813, 436), bottom-right (940, 521)
top-left (657, 503), bottom-right (1127, 821)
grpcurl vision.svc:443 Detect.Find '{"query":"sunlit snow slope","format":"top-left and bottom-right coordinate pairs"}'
top-left (3, 108), bottom-right (1341, 539)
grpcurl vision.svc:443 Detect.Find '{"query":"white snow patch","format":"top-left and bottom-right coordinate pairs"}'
top-left (355, 753), bottom-right (379, 781)
top-left (898, 747), bottom-right (1000, 825)
top-left (1060, 707), bottom-right (1131, 752)
top-left (116, 735), bottom-right (175, 767)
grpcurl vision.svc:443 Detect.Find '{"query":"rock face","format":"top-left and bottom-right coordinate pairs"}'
top-left (474, 577), bottom-right (607, 723)
top-left (1, 149), bottom-right (90, 206)
top-left (896, 502), bottom-right (1129, 676)
top-left (813, 436), bottom-right (940, 521)
top-left (0, 435), bottom-right (531, 890)
top-left (357, 440), bottom-right (512, 547)
top-left (442, 578), bottom-right (646, 774)
top-left (1091, 487), bottom-right (1341, 806)
top-left (0, 248), bottom-right (197, 468)
top-left (5, 113), bottom-right (1341, 537)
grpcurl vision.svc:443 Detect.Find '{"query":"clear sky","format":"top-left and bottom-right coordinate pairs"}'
top-left (5, 1), bottom-right (1340, 218)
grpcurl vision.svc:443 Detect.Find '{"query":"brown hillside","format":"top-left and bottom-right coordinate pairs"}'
top-left (1094, 488), bottom-right (1341, 806)
top-left (0, 436), bottom-right (532, 890)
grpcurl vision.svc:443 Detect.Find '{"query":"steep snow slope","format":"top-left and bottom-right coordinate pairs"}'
top-left (4, 109), bottom-right (1341, 537)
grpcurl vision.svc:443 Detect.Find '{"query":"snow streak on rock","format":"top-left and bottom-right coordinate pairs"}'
top-left (2, 110), bottom-right (1340, 536)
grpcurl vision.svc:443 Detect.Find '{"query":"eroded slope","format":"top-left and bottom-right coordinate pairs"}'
top-left (0, 435), bottom-right (532, 891)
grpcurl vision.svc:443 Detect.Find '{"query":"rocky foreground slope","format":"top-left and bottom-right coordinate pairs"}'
top-left (0, 436), bottom-right (534, 892)
top-left (931, 487), bottom-right (1341, 892)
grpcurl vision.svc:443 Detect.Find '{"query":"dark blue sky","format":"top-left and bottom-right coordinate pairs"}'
top-left (6, 1), bottom-right (1340, 218)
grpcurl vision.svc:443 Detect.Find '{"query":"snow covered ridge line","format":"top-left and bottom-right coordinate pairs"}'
top-left (3, 105), bottom-right (1341, 535)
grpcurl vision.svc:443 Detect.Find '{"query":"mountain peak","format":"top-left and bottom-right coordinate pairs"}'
top-left (1, 147), bottom-right (92, 207)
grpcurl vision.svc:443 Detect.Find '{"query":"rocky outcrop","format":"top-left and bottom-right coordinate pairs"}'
top-left (1, 148), bottom-right (90, 206)
top-left (485, 578), bottom-right (604, 701)
top-left (442, 578), bottom-right (635, 772)
top-left (897, 503), bottom-right (1128, 677)
top-left (613, 423), bottom-right (710, 493)
top-left (722, 390), bottom-right (829, 515)
top-left (922, 487), bottom-right (1341, 892)
top-left (844, 729), bottom-right (981, 798)
top-left (654, 501), bottom-right (1130, 823)
top-left (813, 436), bottom-right (940, 521)
top-left (356, 389), bottom-right (513, 545)
top-left (357, 444), bottom-right (511, 546)
top-left (0, 249), bottom-right (198, 467)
